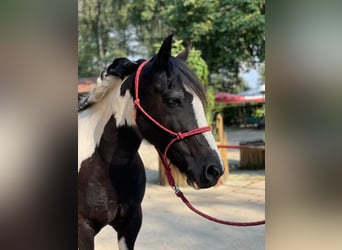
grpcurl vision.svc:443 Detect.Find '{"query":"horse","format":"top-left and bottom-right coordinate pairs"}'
top-left (78, 34), bottom-right (224, 250)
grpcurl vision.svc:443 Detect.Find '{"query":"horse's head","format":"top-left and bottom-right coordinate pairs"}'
top-left (135, 35), bottom-right (224, 189)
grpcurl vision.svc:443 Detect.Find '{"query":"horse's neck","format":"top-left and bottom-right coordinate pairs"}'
top-left (109, 125), bottom-right (142, 168)
top-left (78, 77), bottom-right (136, 170)
top-left (108, 78), bottom-right (142, 167)
top-left (98, 116), bottom-right (141, 166)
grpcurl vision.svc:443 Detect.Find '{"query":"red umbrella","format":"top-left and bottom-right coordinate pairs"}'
top-left (215, 92), bottom-right (244, 104)
top-left (240, 95), bottom-right (265, 103)
top-left (215, 92), bottom-right (265, 104)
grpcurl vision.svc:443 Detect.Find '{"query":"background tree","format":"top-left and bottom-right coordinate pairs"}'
top-left (78, 0), bottom-right (265, 95)
top-left (166, 0), bottom-right (265, 93)
top-left (129, 0), bottom-right (171, 57)
top-left (78, 0), bottom-right (133, 77)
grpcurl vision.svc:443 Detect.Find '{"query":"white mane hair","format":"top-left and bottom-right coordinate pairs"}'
top-left (78, 75), bottom-right (135, 171)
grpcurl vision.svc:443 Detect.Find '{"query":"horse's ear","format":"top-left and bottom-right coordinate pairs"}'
top-left (155, 34), bottom-right (173, 67)
top-left (176, 41), bottom-right (192, 62)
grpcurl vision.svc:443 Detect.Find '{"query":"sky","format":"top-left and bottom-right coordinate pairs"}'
top-left (241, 69), bottom-right (260, 89)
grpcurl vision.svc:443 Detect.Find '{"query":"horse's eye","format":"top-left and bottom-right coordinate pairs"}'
top-left (166, 97), bottom-right (181, 107)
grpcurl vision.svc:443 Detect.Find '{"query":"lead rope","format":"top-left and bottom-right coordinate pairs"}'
top-left (134, 60), bottom-right (265, 227)
top-left (158, 148), bottom-right (265, 226)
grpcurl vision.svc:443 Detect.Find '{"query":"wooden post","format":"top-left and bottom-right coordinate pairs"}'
top-left (216, 113), bottom-right (229, 182)
top-left (240, 140), bottom-right (265, 169)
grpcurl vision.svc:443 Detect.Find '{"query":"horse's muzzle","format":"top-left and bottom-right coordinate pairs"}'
top-left (187, 161), bottom-right (224, 189)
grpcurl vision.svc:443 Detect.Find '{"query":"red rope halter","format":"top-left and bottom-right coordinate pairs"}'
top-left (134, 60), bottom-right (265, 227)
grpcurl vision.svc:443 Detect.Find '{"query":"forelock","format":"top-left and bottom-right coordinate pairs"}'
top-left (169, 57), bottom-right (207, 107)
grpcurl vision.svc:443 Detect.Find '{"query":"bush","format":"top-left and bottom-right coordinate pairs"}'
top-left (221, 103), bottom-right (264, 127)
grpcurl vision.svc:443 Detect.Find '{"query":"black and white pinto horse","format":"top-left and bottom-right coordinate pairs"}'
top-left (78, 35), bottom-right (224, 250)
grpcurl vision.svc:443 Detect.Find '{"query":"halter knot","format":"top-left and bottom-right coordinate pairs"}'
top-left (134, 99), bottom-right (140, 106)
top-left (176, 132), bottom-right (185, 140)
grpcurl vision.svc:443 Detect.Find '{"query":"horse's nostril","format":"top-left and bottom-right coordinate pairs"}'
top-left (205, 165), bottom-right (221, 180)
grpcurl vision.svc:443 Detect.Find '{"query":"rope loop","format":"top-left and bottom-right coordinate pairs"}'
top-left (176, 132), bottom-right (185, 140)
top-left (134, 99), bottom-right (140, 106)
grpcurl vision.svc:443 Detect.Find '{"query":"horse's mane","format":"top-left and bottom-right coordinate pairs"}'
top-left (78, 57), bottom-right (207, 112)
top-left (78, 76), bottom-right (123, 112)
top-left (78, 58), bottom-right (144, 112)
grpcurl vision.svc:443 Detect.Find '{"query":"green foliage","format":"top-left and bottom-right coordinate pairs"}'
top-left (78, 0), bottom-right (265, 97)
top-left (78, 0), bottom-right (135, 77)
top-left (222, 103), bottom-right (264, 126)
top-left (128, 0), bottom-right (171, 56)
top-left (167, 0), bottom-right (265, 89)
top-left (254, 105), bottom-right (265, 118)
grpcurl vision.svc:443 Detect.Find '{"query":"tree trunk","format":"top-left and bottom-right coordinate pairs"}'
top-left (95, 0), bottom-right (105, 68)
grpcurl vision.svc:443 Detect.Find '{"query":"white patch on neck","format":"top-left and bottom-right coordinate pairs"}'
top-left (78, 76), bottom-right (135, 171)
top-left (118, 237), bottom-right (129, 250)
top-left (189, 89), bottom-right (224, 171)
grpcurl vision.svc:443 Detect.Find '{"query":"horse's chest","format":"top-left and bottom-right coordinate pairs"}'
top-left (78, 150), bottom-right (119, 224)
